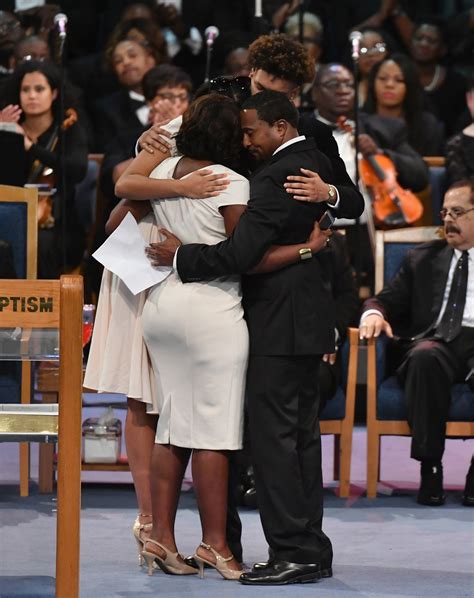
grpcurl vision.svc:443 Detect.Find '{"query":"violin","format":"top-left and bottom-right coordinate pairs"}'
top-left (28, 108), bottom-right (78, 228)
top-left (337, 116), bottom-right (423, 228)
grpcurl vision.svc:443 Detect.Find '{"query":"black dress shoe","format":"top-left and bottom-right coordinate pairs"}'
top-left (253, 558), bottom-right (332, 578)
top-left (242, 486), bottom-right (258, 509)
top-left (417, 461), bottom-right (445, 506)
top-left (240, 560), bottom-right (321, 585)
top-left (463, 458), bottom-right (474, 506)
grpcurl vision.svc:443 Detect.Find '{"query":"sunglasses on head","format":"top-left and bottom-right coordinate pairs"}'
top-left (208, 76), bottom-right (251, 101)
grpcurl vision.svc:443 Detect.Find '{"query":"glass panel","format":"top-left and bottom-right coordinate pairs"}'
top-left (0, 328), bottom-right (60, 361)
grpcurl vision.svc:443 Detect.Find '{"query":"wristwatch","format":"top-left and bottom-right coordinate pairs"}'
top-left (326, 184), bottom-right (337, 203)
top-left (299, 248), bottom-right (312, 261)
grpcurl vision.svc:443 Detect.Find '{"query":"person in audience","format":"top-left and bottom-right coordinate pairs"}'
top-left (360, 179), bottom-right (474, 507)
top-left (408, 20), bottom-right (467, 137)
top-left (86, 64), bottom-right (192, 298)
top-left (0, 11), bottom-right (24, 79)
top-left (363, 53), bottom-right (444, 156)
top-left (1, 60), bottom-right (87, 278)
top-left (11, 35), bottom-right (50, 67)
top-left (356, 28), bottom-right (390, 107)
top-left (91, 36), bottom-right (160, 152)
top-left (446, 77), bottom-right (474, 184)
top-left (311, 62), bottom-right (429, 282)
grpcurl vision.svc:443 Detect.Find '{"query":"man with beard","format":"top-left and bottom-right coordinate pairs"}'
top-left (360, 179), bottom-right (474, 507)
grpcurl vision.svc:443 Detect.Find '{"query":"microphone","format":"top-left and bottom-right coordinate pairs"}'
top-left (204, 26), bottom-right (219, 47)
top-left (54, 13), bottom-right (68, 39)
top-left (349, 31), bottom-right (363, 61)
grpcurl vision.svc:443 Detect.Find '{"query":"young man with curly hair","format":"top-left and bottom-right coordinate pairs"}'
top-left (247, 34), bottom-right (362, 212)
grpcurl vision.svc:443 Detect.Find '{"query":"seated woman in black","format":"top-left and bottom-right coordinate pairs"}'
top-left (2, 60), bottom-right (88, 278)
top-left (363, 53), bottom-right (445, 157)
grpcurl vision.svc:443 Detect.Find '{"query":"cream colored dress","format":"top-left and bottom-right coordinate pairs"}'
top-left (142, 157), bottom-right (250, 449)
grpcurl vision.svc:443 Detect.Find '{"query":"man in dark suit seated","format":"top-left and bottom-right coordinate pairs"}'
top-left (360, 179), bottom-right (474, 507)
top-left (146, 90), bottom-right (364, 585)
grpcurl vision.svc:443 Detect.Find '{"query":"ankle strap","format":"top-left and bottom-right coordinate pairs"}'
top-left (199, 542), bottom-right (234, 562)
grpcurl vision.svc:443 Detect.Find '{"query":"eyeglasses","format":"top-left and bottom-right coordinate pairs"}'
top-left (319, 80), bottom-right (355, 91)
top-left (439, 207), bottom-right (474, 220)
top-left (155, 92), bottom-right (189, 103)
top-left (360, 42), bottom-right (386, 56)
top-left (208, 76), bottom-right (251, 101)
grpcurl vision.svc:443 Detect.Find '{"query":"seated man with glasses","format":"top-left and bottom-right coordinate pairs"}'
top-left (360, 179), bottom-right (474, 507)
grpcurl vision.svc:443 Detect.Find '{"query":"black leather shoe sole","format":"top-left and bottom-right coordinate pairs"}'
top-left (253, 562), bottom-right (332, 578)
top-left (240, 571), bottom-right (322, 585)
top-left (417, 493), bottom-right (445, 506)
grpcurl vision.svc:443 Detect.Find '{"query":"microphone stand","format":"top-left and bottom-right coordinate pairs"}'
top-left (351, 43), bottom-right (362, 287)
top-left (204, 38), bottom-right (214, 83)
top-left (57, 31), bottom-right (67, 272)
top-left (298, 0), bottom-right (304, 43)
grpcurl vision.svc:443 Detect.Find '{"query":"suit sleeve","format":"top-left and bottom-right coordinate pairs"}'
top-left (299, 116), bottom-right (364, 219)
top-left (177, 172), bottom-right (290, 282)
top-left (362, 251), bottom-right (415, 322)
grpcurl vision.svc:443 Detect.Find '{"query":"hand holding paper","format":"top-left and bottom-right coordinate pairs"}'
top-left (92, 212), bottom-right (171, 295)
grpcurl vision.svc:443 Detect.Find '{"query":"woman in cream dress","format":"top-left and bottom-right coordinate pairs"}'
top-left (83, 114), bottom-right (230, 565)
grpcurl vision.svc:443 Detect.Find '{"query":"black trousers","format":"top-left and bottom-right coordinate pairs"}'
top-left (397, 327), bottom-right (474, 461)
top-left (236, 354), bottom-right (333, 564)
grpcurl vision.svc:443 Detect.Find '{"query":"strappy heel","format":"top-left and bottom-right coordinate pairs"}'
top-left (142, 539), bottom-right (198, 576)
top-left (193, 542), bottom-right (242, 581)
top-left (132, 515), bottom-right (152, 567)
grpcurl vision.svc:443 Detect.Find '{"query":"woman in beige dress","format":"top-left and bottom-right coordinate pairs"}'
top-left (83, 114), bottom-right (230, 566)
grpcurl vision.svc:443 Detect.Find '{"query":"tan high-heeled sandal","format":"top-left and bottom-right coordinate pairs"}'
top-left (142, 539), bottom-right (198, 576)
top-left (132, 515), bottom-right (153, 567)
top-left (193, 542), bottom-right (242, 581)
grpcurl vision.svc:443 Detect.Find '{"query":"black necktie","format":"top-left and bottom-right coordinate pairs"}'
top-left (436, 250), bottom-right (469, 342)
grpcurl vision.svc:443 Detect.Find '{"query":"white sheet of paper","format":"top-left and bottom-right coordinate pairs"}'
top-left (92, 212), bottom-right (171, 295)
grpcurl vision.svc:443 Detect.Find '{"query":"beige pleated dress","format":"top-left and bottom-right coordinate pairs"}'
top-left (83, 213), bottom-right (160, 412)
top-left (142, 157), bottom-right (250, 450)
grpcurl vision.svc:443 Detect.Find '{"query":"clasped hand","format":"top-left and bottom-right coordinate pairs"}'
top-left (146, 229), bottom-right (182, 267)
top-left (284, 168), bottom-right (332, 202)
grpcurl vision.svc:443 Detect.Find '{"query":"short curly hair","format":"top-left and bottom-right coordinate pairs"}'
top-left (248, 33), bottom-right (314, 87)
top-left (176, 94), bottom-right (243, 173)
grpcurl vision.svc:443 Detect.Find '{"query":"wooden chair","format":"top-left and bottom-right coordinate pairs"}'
top-left (365, 227), bottom-right (474, 497)
top-left (0, 184), bottom-right (37, 496)
top-left (0, 275), bottom-right (83, 597)
top-left (319, 328), bottom-right (360, 497)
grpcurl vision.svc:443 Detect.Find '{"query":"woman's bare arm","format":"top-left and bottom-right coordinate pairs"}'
top-left (248, 222), bottom-right (331, 274)
top-left (220, 205), bottom-right (331, 274)
top-left (105, 199), bottom-right (152, 234)
top-left (115, 146), bottom-right (229, 201)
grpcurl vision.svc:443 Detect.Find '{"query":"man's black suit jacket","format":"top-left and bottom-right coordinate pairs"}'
top-left (92, 89), bottom-right (144, 153)
top-left (363, 240), bottom-right (455, 339)
top-left (298, 115), bottom-right (363, 210)
top-left (177, 138), bottom-right (364, 356)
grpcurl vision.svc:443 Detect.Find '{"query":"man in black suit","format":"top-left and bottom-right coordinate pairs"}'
top-left (91, 38), bottom-right (157, 152)
top-left (148, 90), bottom-right (364, 585)
top-left (360, 179), bottom-right (474, 507)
